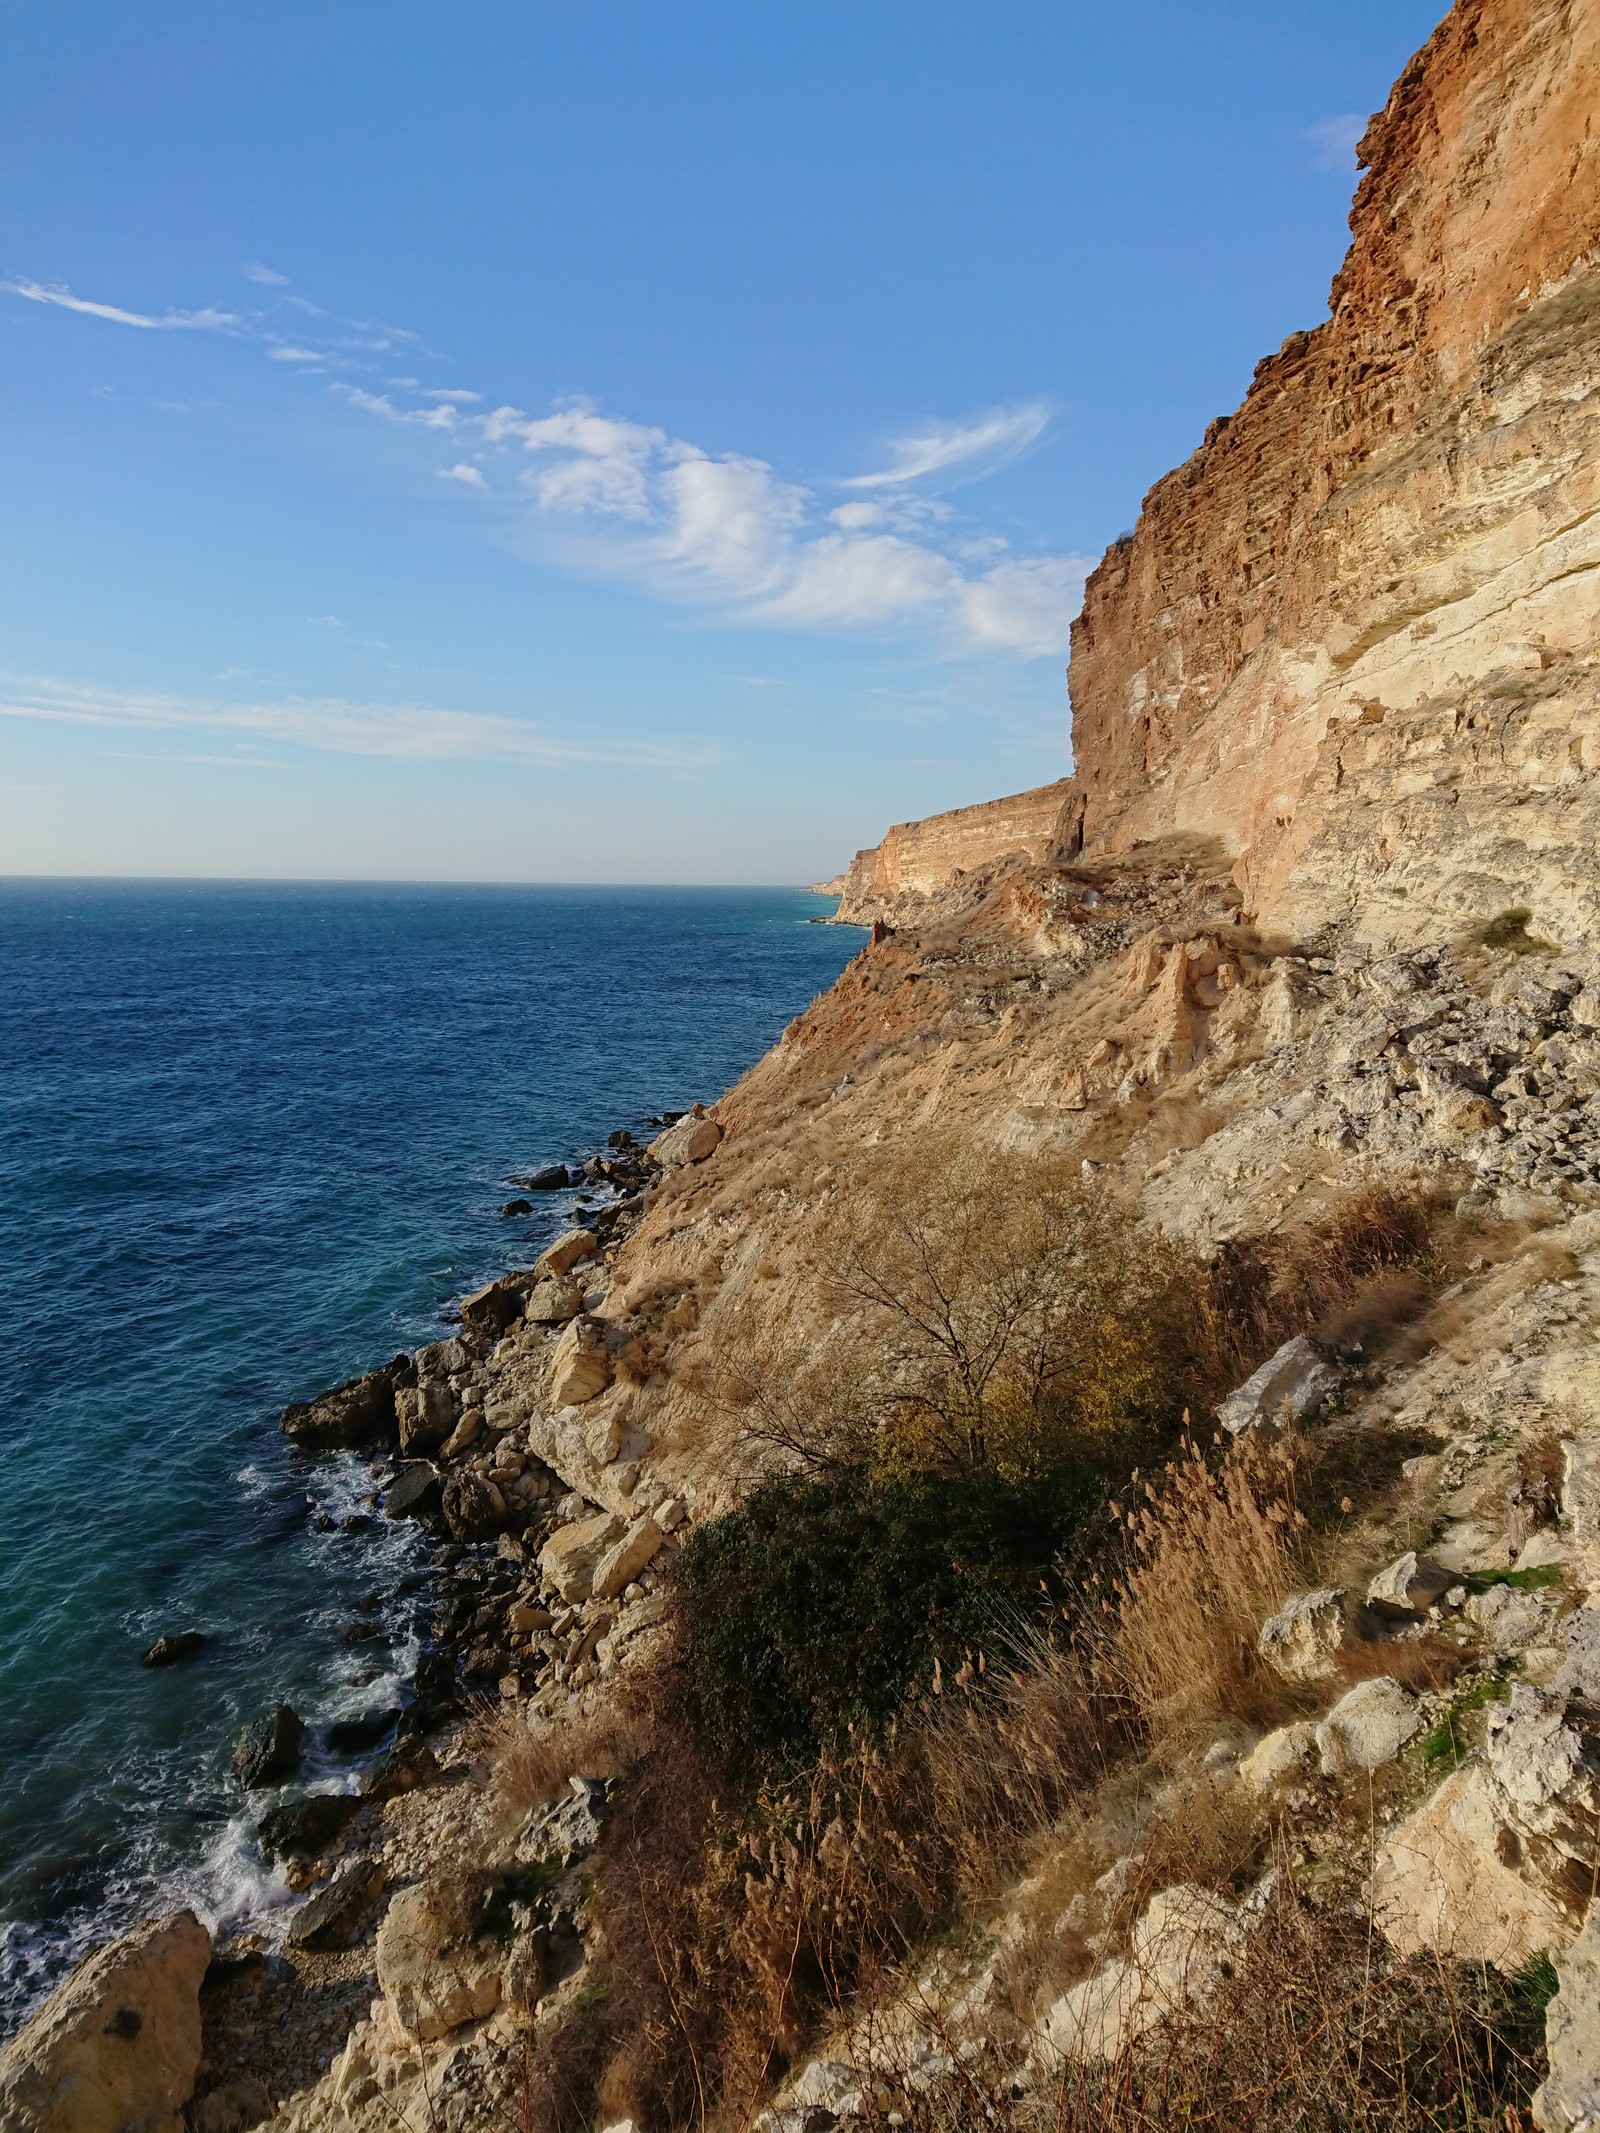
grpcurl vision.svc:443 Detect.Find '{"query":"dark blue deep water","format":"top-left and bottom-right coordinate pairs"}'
top-left (0, 880), bottom-right (857, 2032)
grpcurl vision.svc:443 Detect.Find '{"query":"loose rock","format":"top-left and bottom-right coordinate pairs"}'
top-left (284, 1858), bottom-right (387, 1952)
top-left (232, 1706), bottom-right (304, 1789)
top-left (1257, 1588), bottom-right (1350, 1682)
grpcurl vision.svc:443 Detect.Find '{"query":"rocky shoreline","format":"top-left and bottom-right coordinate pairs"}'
top-left (0, 1102), bottom-right (721, 2124)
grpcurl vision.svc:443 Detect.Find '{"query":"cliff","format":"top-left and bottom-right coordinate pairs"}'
top-left (843, 0), bottom-right (1600, 950)
top-left (832, 778), bottom-right (1074, 924)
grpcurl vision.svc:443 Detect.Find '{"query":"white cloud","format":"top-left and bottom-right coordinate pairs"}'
top-left (336, 385), bottom-right (459, 429)
top-left (6, 280), bottom-right (237, 330)
top-left (243, 263), bottom-right (290, 286)
top-left (440, 462), bottom-right (486, 487)
top-left (268, 345), bottom-right (323, 363)
top-left (843, 402), bottom-right (1050, 489)
top-left (1306, 113), bottom-right (1366, 171)
top-left (420, 387), bottom-right (483, 401)
top-left (0, 673), bottom-right (719, 771)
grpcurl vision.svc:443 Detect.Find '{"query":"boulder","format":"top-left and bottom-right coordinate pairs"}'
top-left (500, 1198), bottom-right (533, 1218)
top-left (518, 1776), bottom-right (609, 1866)
top-left (514, 1164), bottom-right (570, 1191)
top-left (395, 1381), bottom-right (456, 1456)
top-left (360, 1741), bottom-right (440, 1802)
top-left (1374, 1762), bottom-right (1570, 1969)
top-left (1033, 1884), bottom-right (1248, 2065)
top-left (440, 1410), bottom-right (483, 1458)
top-left (0, 1908), bottom-right (211, 2133)
top-left (1367, 1551), bottom-right (1452, 1621)
top-left (524, 1278), bottom-right (583, 1326)
top-left (324, 1707), bottom-right (399, 1754)
top-left (539, 1512), bottom-right (625, 1602)
top-left (279, 1357), bottom-right (412, 1452)
top-left (441, 1470), bottom-right (506, 1543)
top-left (255, 1792), bottom-right (360, 1862)
top-left (383, 1462), bottom-right (441, 1522)
top-left (416, 1335), bottom-right (471, 1380)
top-left (1257, 1588), bottom-right (1349, 1682)
top-left (547, 1318), bottom-right (612, 1408)
top-left (459, 1276), bottom-right (529, 1337)
top-left (534, 1228), bottom-right (599, 1280)
top-left (589, 1517), bottom-right (665, 1602)
top-left (232, 1706), bottom-right (304, 1789)
top-left (1239, 1721), bottom-right (1317, 1793)
top-left (1375, 1685), bottom-right (1600, 1966)
top-left (1315, 1677), bottom-right (1421, 1775)
top-left (375, 1873), bottom-right (502, 2042)
top-left (141, 1632), bottom-right (206, 1669)
top-left (284, 1858), bottom-right (387, 1952)
top-left (1535, 1895), bottom-right (1600, 2131)
top-left (648, 1106), bottom-right (723, 1168)
top-left (1464, 1581), bottom-right (1556, 1654)
top-left (1217, 1335), bottom-right (1337, 1436)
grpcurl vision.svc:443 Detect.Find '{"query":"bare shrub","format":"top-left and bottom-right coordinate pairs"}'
top-left (1106, 1430), bottom-right (1306, 1737)
top-left (473, 1694), bottom-right (652, 1834)
top-left (740, 1141), bottom-right (1210, 1484)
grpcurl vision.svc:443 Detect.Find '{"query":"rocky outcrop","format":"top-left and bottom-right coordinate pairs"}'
top-left (0, 1909), bottom-right (210, 2133)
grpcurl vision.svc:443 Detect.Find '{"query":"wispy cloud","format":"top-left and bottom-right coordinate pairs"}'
top-left (6, 279), bottom-right (238, 331)
top-left (842, 402), bottom-right (1050, 489)
top-left (1306, 113), bottom-right (1366, 172)
top-left (0, 674), bottom-right (719, 772)
top-left (243, 263), bottom-right (290, 286)
top-left (3, 268), bottom-right (1085, 659)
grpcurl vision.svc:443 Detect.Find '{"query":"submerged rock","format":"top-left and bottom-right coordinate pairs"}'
top-left (232, 1705), bottom-right (304, 1789)
top-left (141, 1631), bottom-right (206, 1669)
top-left (256, 1791), bottom-right (360, 1862)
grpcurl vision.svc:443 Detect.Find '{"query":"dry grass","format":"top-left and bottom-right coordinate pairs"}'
top-left (859, 1873), bottom-right (1548, 2132)
top-left (473, 1694), bottom-right (653, 1834)
top-left (1105, 1430), bottom-right (1307, 1738)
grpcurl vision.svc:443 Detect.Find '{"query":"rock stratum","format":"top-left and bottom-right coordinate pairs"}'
top-left (15, 3), bottom-right (1600, 2128)
top-left (845, 0), bottom-right (1600, 951)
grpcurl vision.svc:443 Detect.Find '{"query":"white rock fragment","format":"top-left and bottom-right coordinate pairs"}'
top-left (1257, 1588), bottom-right (1349, 1682)
top-left (1217, 1335), bottom-right (1337, 1436)
top-left (1315, 1677), bottom-right (1421, 1775)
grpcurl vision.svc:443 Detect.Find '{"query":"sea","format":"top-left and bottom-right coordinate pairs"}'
top-left (0, 879), bottom-right (858, 2037)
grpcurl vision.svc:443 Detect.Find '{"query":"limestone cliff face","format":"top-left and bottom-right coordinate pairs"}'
top-left (1071, 0), bottom-right (1600, 946)
top-left (842, 0), bottom-right (1600, 949)
top-left (834, 780), bottom-right (1074, 924)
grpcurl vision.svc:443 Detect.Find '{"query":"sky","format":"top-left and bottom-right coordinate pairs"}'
top-left (0, 0), bottom-right (1446, 883)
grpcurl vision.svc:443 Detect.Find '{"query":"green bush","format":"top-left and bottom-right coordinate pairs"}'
top-left (673, 1464), bottom-right (1102, 1777)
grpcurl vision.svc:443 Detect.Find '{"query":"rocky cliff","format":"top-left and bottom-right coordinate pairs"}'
top-left (845, 0), bottom-right (1600, 951)
top-left (832, 779), bottom-right (1074, 924)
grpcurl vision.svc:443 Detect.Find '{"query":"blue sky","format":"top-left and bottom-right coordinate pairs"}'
top-left (1, 1), bottom-right (1444, 882)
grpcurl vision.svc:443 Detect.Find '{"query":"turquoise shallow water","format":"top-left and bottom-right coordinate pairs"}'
top-left (0, 880), bottom-right (858, 2033)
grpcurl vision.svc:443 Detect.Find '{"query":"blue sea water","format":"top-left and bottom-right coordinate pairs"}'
top-left (0, 880), bottom-right (858, 2034)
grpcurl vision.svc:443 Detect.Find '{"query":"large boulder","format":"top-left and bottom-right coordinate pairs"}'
top-left (459, 1276), bottom-right (529, 1337)
top-left (547, 1318), bottom-right (612, 1408)
top-left (1217, 1335), bottom-right (1337, 1436)
top-left (440, 1470), bottom-right (506, 1544)
top-left (395, 1381), bottom-right (456, 1456)
top-left (648, 1105), bottom-right (722, 1168)
top-left (1257, 1589), bottom-right (1350, 1682)
top-left (1367, 1551), bottom-right (1452, 1621)
top-left (539, 1512), bottom-right (625, 1602)
top-left (0, 1908), bottom-right (211, 2133)
top-left (589, 1517), bottom-right (664, 1602)
top-left (375, 1874), bottom-right (502, 2042)
top-left (1375, 1685), bottom-right (1600, 1966)
top-left (524, 1278), bottom-right (583, 1326)
top-left (1033, 1885), bottom-right (1249, 2066)
top-left (1314, 1677), bottom-right (1420, 1775)
top-left (280, 1356), bottom-right (412, 1451)
top-left (285, 1859), bottom-right (387, 1952)
top-left (232, 1706), bottom-right (304, 1789)
top-left (255, 1791), bottom-right (360, 1863)
top-left (383, 1462), bottom-right (441, 1522)
top-left (533, 1229), bottom-right (599, 1280)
